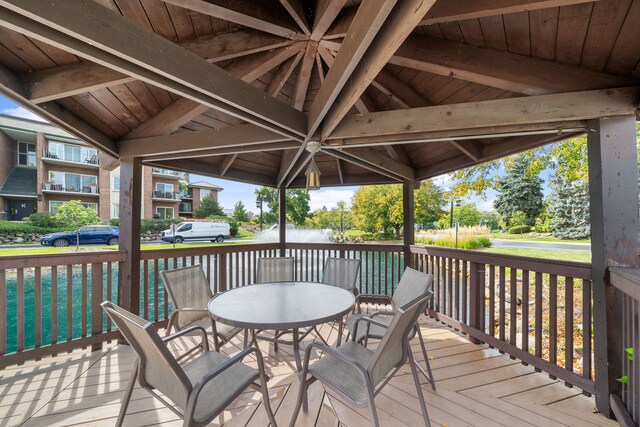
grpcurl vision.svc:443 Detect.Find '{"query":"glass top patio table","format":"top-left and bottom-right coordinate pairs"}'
top-left (208, 282), bottom-right (355, 371)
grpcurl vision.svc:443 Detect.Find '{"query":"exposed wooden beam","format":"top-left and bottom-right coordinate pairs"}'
top-left (124, 42), bottom-right (305, 140)
top-left (315, 53), bottom-right (325, 84)
top-left (336, 158), bottom-right (343, 184)
top-left (318, 0), bottom-right (438, 139)
top-left (325, 0), bottom-right (600, 39)
top-left (307, 0), bottom-right (398, 137)
top-left (161, 0), bottom-right (305, 40)
top-left (220, 154), bottom-right (237, 176)
top-left (144, 141), bottom-right (300, 162)
top-left (278, 0), bottom-right (310, 35)
top-left (267, 50), bottom-right (304, 97)
top-left (277, 147), bottom-right (301, 186)
top-left (341, 146), bottom-right (415, 180)
top-left (310, 0), bottom-right (349, 41)
top-left (0, 62), bottom-right (117, 156)
top-left (289, 172), bottom-right (396, 188)
top-left (449, 140), bottom-right (482, 161)
top-left (22, 30), bottom-right (293, 103)
top-left (119, 124), bottom-right (291, 157)
top-left (285, 151), bottom-right (312, 188)
top-left (323, 149), bottom-right (403, 182)
top-left (388, 35), bottom-right (635, 96)
top-left (0, 0), bottom-right (307, 139)
top-left (293, 43), bottom-right (318, 111)
top-left (329, 87), bottom-right (639, 141)
top-left (149, 159), bottom-right (277, 186)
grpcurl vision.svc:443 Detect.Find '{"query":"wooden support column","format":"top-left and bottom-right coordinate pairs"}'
top-left (403, 180), bottom-right (415, 269)
top-left (587, 115), bottom-right (639, 417)
top-left (279, 186), bottom-right (287, 257)
top-left (118, 157), bottom-right (142, 315)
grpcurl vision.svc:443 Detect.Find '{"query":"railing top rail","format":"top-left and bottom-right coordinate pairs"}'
top-left (610, 267), bottom-right (640, 301)
top-left (140, 243), bottom-right (281, 260)
top-left (411, 244), bottom-right (592, 280)
top-left (0, 250), bottom-right (126, 269)
top-left (285, 242), bottom-right (403, 252)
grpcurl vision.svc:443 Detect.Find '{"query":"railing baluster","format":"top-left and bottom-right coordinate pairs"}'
top-left (143, 260), bottom-right (149, 320)
top-left (1, 270), bottom-right (6, 355)
top-left (499, 266), bottom-right (506, 342)
top-left (81, 264), bottom-right (87, 337)
top-left (34, 267), bottom-right (41, 349)
top-left (66, 265), bottom-right (72, 342)
top-left (453, 258), bottom-right (459, 319)
top-left (51, 265), bottom-right (59, 342)
top-left (582, 278), bottom-right (591, 379)
top-left (462, 260), bottom-right (468, 324)
top-left (549, 274), bottom-right (558, 367)
top-left (535, 272), bottom-right (543, 358)
top-left (521, 270), bottom-right (529, 354)
top-left (489, 265), bottom-right (495, 337)
top-left (509, 267), bottom-right (517, 347)
top-left (16, 268), bottom-right (24, 352)
top-left (153, 260), bottom-right (159, 322)
top-left (447, 258), bottom-right (453, 318)
top-left (565, 277), bottom-right (574, 373)
top-left (91, 262), bottom-right (103, 351)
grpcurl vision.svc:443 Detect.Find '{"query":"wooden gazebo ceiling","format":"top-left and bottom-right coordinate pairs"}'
top-left (0, 0), bottom-right (638, 187)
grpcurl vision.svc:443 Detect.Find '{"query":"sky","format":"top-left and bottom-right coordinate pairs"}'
top-left (0, 95), bottom-right (551, 214)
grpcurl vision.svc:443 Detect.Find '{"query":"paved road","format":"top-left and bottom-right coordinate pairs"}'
top-left (492, 239), bottom-right (590, 251)
top-left (0, 238), bottom-right (241, 249)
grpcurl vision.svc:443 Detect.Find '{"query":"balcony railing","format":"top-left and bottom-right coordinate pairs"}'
top-left (43, 148), bottom-right (99, 166)
top-left (152, 168), bottom-right (180, 177)
top-left (152, 190), bottom-right (180, 200)
top-left (42, 182), bottom-right (99, 194)
top-left (0, 240), bottom-right (597, 394)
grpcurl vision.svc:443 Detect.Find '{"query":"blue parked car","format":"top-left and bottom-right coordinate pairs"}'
top-left (40, 225), bottom-right (119, 247)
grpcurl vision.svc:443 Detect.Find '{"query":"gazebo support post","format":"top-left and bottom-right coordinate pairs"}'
top-left (587, 115), bottom-right (639, 417)
top-left (278, 186), bottom-right (286, 257)
top-left (403, 179), bottom-right (415, 269)
top-left (118, 157), bottom-right (142, 316)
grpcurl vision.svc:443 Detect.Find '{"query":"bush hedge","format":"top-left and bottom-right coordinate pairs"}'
top-left (0, 220), bottom-right (61, 235)
top-left (415, 236), bottom-right (492, 250)
top-left (109, 218), bottom-right (183, 234)
top-left (508, 225), bottom-right (531, 234)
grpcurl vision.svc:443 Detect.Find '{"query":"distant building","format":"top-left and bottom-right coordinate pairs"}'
top-left (0, 115), bottom-right (222, 221)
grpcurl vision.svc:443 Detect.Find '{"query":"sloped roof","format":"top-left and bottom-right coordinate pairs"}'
top-left (0, 167), bottom-right (37, 197)
top-left (188, 181), bottom-right (223, 191)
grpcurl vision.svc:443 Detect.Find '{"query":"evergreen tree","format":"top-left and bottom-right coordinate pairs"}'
top-left (493, 154), bottom-right (543, 226)
top-left (194, 194), bottom-right (225, 218)
top-left (232, 201), bottom-right (250, 222)
top-left (548, 174), bottom-right (590, 239)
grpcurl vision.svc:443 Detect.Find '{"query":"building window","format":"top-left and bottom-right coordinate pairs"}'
top-left (48, 141), bottom-right (97, 164)
top-left (111, 203), bottom-right (119, 218)
top-left (49, 171), bottom-right (97, 192)
top-left (200, 189), bottom-right (211, 200)
top-left (18, 141), bottom-right (36, 166)
top-left (179, 202), bottom-right (192, 212)
top-left (155, 183), bottom-right (173, 193)
top-left (156, 207), bottom-right (173, 219)
top-left (113, 176), bottom-right (120, 191)
top-left (49, 201), bottom-right (98, 214)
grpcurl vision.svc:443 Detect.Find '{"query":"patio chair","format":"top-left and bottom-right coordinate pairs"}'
top-left (255, 256), bottom-right (295, 283)
top-left (101, 302), bottom-right (277, 427)
top-left (346, 267), bottom-right (436, 390)
top-left (160, 265), bottom-right (243, 352)
top-left (289, 292), bottom-right (433, 427)
top-left (318, 257), bottom-right (361, 346)
top-left (255, 257), bottom-right (296, 351)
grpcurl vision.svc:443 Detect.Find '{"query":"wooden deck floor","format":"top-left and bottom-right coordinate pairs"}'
top-left (0, 315), bottom-right (617, 427)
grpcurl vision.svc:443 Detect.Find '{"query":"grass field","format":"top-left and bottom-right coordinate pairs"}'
top-left (491, 232), bottom-right (590, 243)
top-left (483, 247), bottom-right (591, 263)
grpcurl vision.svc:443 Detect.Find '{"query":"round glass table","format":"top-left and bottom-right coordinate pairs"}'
top-left (208, 282), bottom-right (355, 371)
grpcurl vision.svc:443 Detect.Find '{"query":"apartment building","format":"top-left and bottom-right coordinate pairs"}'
top-left (0, 115), bottom-right (221, 221)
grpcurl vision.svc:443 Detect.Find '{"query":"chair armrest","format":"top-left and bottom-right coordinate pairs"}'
top-left (305, 342), bottom-right (369, 380)
top-left (163, 325), bottom-right (208, 345)
top-left (189, 346), bottom-right (262, 402)
top-left (166, 308), bottom-right (209, 335)
top-left (352, 316), bottom-right (391, 341)
top-left (355, 294), bottom-right (392, 313)
top-left (369, 310), bottom-right (394, 318)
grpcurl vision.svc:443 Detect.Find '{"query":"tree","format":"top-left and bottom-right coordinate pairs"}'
top-left (493, 153), bottom-right (543, 227)
top-left (352, 185), bottom-right (403, 237)
top-left (547, 174), bottom-right (590, 239)
top-left (436, 203), bottom-right (481, 228)
top-left (51, 200), bottom-right (100, 249)
top-left (479, 211), bottom-right (501, 230)
top-left (307, 202), bottom-right (353, 230)
top-left (194, 194), bottom-right (225, 218)
top-left (232, 201), bottom-right (250, 222)
top-left (414, 180), bottom-right (446, 227)
top-left (253, 187), bottom-right (311, 226)
top-left (510, 210), bottom-right (528, 233)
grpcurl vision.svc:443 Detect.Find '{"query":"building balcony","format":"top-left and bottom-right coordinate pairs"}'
top-left (41, 182), bottom-right (99, 196)
top-left (152, 168), bottom-right (181, 179)
top-left (179, 192), bottom-right (193, 200)
top-left (151, 190), bottom-right (181, 201)
top-left (42, 148), bottom-right (99, 170)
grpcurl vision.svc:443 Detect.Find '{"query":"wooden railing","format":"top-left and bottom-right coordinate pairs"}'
top-left (410, 245), bottom-right (595, 395)
top-left (0, 251), bottom-right (126, 367)
top-left (609, 268), bottom-right (640, 426)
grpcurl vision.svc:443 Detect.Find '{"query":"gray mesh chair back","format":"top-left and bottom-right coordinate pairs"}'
top-left (392, 267), bottom-right (434, 309)
top-left (161, 265), bottom-right (213, 327)
top-left (368, 293), bottom-right (432, 386)
top-left (321, 257), bottom-right (361, 294)
top-left (102, 301), bottom-right (191, 409)
top-left (256, 256), bottom-right (294, 283)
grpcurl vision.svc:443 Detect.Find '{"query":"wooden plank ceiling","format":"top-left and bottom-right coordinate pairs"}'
top-left (0, 0), bottom-right (638, 187)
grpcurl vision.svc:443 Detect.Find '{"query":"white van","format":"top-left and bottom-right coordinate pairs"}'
top-left (161, 221), bottom-right (230, 243)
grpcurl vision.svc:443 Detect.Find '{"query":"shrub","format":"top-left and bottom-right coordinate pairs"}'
top-left (140, 218), bottom-right (182, 234)
top-left (508, 225), bottom-right (531, 234)
top-left (25, 212), bottom-right (60, 229)
top-left (0, 220), bottom-right (60, 235)
top-left (415, 236), bottom-right (491, 250)
top-left (52, 200), bottom-right (99, 230)
top-left (109, 218), bottom-right (120, 226)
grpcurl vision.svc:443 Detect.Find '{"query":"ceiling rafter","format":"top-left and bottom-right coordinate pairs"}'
top-left (278, 0), bottom-right (311, 36)
top-left (220, 154), bottom-right (238, 176)
top-left (310, 0), bottom-right (349, 41)
top-left (293, 42), bottom-right (318, 111)
top-left (161, 0), bottom-right (306, 40)
top-left (317, 0), bottom-right (438, 140)
top-left (150, 159), bottom-right (278, 186)
top-left (323, 149), bottom-right (402, 182)
top-left (324, 0), bottom-right (601, 39)
top-left (0, 0), bottom-right (307, 141)
top-left (268, 50), bottom-right (305, 97)
top-left (145, 141), bottom-right (300, 162)
top-left (124, 42), bottom-right (306, 140)
top-left (21, 30), bottom-right (293, 103)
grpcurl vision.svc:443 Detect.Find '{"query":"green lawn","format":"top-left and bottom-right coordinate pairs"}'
top-left (483, 247), bottom-right (591, 263)
top-left (491, 232), bottom-right (590, 243)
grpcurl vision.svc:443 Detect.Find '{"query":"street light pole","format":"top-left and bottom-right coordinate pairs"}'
top-left (256, 198), bottom-right (263, 232)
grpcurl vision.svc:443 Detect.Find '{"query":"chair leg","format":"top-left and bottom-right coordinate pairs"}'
top-left (313, 325), bottom-right (329, 346)
top-left (366, 386), bottom-right (380, 427)
top-left (416, 326), bottom-right (436, 390)
top-left (336, 318), bottom-right (344, 347)
top-left (116, 362), bottom-right (138, 427)
top-left (289, 374), bottom-right (312, 427)
top-left (243, 329), bottom-right (249, 348)
top-left (407, 348), bottom-right (431, 427)
top-left (259, 375), bottom-right (277, 427)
